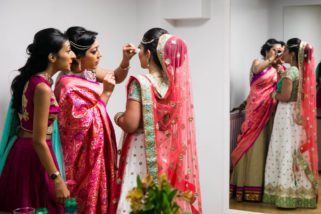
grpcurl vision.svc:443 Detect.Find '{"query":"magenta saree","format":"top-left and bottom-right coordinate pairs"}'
top-left (54, 75), bottom-right (117, 214)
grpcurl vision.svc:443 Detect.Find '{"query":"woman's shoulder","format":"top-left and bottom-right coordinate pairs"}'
top-left (287, 66), bottom-right (299, 75)
top-left (30, 74), bottom-right (51, 86)
top-left (26, 75), bottom-right (52, 94)
top-left (283, 66), bottom-right (298, 80)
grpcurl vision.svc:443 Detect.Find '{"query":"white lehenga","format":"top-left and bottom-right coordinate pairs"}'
top-left (263, 102), bottom-right (316, 208)
top-left (116, 130), bottom-right (147, 214)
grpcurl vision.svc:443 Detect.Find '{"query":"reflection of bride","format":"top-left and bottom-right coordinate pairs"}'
top-left (230, 39), bottom-right (283, 202)
top-left (263, 38), bottom-right (318, 208)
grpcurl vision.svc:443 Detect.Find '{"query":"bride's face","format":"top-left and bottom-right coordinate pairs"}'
top-left (138, 44), bottom-right (150, 69)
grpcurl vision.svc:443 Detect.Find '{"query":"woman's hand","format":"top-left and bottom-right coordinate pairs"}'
top-left (120, 43), bottom-right (137, 68)
top-left (54, 177), bottom-right (70, 204)
top-left (102, 72), bottom-right (116, 93)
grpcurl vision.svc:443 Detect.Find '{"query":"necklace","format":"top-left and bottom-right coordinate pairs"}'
top-left (39, 72), bottom-right (53, 85)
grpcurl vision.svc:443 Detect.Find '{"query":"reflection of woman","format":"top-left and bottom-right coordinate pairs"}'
top-left (54, 26), bottom-right (135, 214)
top-left (264, 38), bottom-right (318, 208)
top-left (230, 39), bottom-right (283, 202)
top-left (0, 28), bottom-right (75, 212)
top-left (115, 28), bottom-right (202, 213)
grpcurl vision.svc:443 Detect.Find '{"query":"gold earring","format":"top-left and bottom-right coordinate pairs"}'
top-left (147, 58), bottom-right (150, 67)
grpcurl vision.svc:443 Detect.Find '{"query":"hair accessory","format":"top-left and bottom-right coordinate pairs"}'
top-left (141, 38), bottom-right (155, 45)
top-left (70, 41), bottom-right (91, 50)
top-left (288, 44), bottom-right (299, 48)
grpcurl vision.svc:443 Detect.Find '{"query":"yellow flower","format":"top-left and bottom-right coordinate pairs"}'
top-left (126, 187), bottom-right (144, 211)
top-left (142, 175), bottom-right (153, 189)
top-left (158, 174), bottom-right (168, 189)
top-left (181, 191), bottom-right (193, 202)
top-left (127, 187), bottom-right (144, 201)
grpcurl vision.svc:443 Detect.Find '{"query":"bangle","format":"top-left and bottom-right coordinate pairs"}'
top-left (271, 91), bottom-right (277, 100)
top-left (119, 64), bottom-right (130, 71)
top-left (114, 112), bottom-right (124, 125)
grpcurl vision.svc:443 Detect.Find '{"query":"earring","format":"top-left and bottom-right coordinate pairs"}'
top-left (147, 58), bottom-right (150, 67)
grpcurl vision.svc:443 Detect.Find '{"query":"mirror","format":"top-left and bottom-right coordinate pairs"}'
top-left (229, 1), bottom-right (321, 213)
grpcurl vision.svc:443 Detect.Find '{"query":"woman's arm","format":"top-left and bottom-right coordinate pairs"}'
top-left (33, 83), bottom-right (69, 203)
top-left (96, 43), bottom-right (137, 84)
top-left (274, 78), bottom-right (293, 102)
top-left (251, 58), bottom-right (273, 74)
top-left (116, 99), bottom-right (142, 133)
top-left (100, 72), bottom-right (116, 105)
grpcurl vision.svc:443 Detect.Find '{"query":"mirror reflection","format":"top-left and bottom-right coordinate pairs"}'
top-left (229, 1), bottom-right (321, 213)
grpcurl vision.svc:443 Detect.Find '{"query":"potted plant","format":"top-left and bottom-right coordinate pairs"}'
top-left (126, 174), bottom-right (193, 214)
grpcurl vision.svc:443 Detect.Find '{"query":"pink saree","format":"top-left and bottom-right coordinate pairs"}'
top-left (231, 66), bottom-right (277, 167)
top-left (117, 34), bottom-right (202, 213)
top-left (54, 75), bottom-right (117, 214)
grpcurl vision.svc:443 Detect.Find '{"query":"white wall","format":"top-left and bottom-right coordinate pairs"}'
top-left (230, 0), bottom-right (272, 108)
top-left (0, 0), bottom-right (138, 132)
top-left (270, 0), bottom-right (321, 63)
top-left (284, 5), bottom-right (321, 62)
top-left (0, 0), bottom-right (232, 213)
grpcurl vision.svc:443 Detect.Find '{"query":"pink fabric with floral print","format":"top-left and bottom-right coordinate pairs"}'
top-left (231, 66), bottom-right (277, 166)
top-left (54, 75), bottom-right (117, 214)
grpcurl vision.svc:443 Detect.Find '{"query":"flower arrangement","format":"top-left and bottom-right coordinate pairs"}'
top-left (126, 174), bottom-right (193, 214)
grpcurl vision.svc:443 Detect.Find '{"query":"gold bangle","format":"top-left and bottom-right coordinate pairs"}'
top-left (114, 112), bottom-right (124, 125)
top-left (271, 91), bottom-right (277, 100)
top-left (119, 64), bottom-right (130, 71)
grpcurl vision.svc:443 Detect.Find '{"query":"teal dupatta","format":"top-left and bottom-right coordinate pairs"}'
top-left (0, 97), bottom-right (66, 180)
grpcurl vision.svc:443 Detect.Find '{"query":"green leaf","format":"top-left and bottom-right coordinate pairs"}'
top-left (137, 175), bottom-right (143, 189)
top-left (168, 189), bottom-right (178, 202)
top-left (162, 192), bottom-right (171, 212)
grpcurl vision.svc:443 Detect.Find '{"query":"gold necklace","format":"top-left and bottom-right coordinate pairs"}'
top-left (39, 72), bottom-right (53, 85)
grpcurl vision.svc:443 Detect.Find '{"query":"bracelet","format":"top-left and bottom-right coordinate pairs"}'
top-left (114, 112), bottom-right (124, 125)
top-left (119, 64), bottom-right (130, 71)
top-left (271, 91), bottom-right (277, 100)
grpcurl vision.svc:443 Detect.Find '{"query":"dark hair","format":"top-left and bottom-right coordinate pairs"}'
top-left (260, 38), bottom-right (283, 57)
top-left (141, 27), bottom-right (169, 70)
top-left (65, 26), bottom-right (98, 58)
top-left (11, 28), bottom-right (67, 113)
top-left (286, 37), bottom-right (301, 62)
top-left (316, 61), bottom-right (321, 90)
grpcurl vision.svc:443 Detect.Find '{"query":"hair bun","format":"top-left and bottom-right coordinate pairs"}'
top-left (27, 43), bottom-right (35, 55)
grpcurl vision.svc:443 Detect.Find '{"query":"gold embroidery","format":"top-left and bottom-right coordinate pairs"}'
top-left (20, 81), bottom-right (30, 121)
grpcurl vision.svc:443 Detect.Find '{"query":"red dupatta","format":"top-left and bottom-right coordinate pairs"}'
top-left (295, 42), bottom-right (318, 194)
